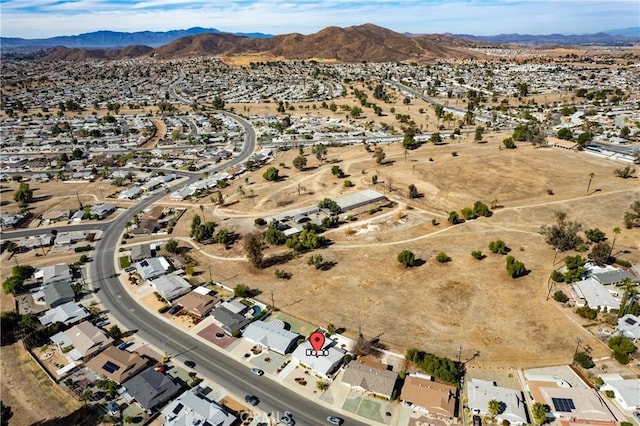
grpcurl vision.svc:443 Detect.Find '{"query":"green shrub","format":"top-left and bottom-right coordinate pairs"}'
top-left (614, 258), bottom-right (631, 268)
top-left (553, 291), bottom-right (569, 303)
top-left (471, 250), bottom-right (484, 260)
top-left (436, 252), bottom-right (451, 263)
top-left (74, 245), bottom-right (91, 252)
top-left (573, 351), bottom-right (594, 368)
top-left (158, 306), bottom-right (169, 313)
top-left (489, 240), bottom-right (508, 254)
top-left (603, 390), bottom-right (615, 398)
top-left (550, 270), bottom-right (565, 282)
top-left (576, 306), bottom-right (598, 320)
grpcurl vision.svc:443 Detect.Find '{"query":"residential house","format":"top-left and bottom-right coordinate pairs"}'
top-left (592, 269), bottom-right (638, 286)
top-left (89, 203), bottom-right (116, 219)
top-left (42, 281), bottom-right (76, 308)
top-left (20, 234), bottom-right (55, 251)
top-left (39, 301), bottom-right (89, 326)
top-left (38, 264), bottom-right (72, 286)
top-left (41, 209), bottom-right (69, 223)
top-left (122, 367), bottom-right (182, 411)
top-left (0, 213), bottom-right (25, 229)
top-left (210, 306), bottom-right (250, 336)
top-left (291, 340), bottom-right (345, 378)
top-left (617, 314), bottom-right (640, 342)
top-left (572, 278), bottom-right (621, 311)
top-left (466, 379), bottom-right (527, 425)
top-left (129, 243), bottom-right (152, 263)
top-left (599, 374), bottom-right (640, 412)
top-left (118, 186), bottom-right (142, 200)
top-left (400, 374), bottom-right (458, 419)
top-left (341, 358), bottom-right (398, 399)
top-left (132, 218), bottom-right (158, 235)
top-left (150, 272), bottom-right (192, 302)
top-left (134, 257), bottom-right (170, 281)
top-left (242, 320), bottom-right (301, 355)
top-left (50, 321), bottom-right (114, 361)
top-left (174, 288), bottom-right (220, 318)
top-left (161, 386), bottom-right (236, 426)
top-left (86, 346), bottom-right (148, 384)
top-left (535, 385), bottom-right (620, 425)
top-left (141, 206), bottom-right (165, 221)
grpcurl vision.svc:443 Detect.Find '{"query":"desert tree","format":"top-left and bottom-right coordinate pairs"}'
top-left (541, 211), bottom-right (583, 251)
top-left (243, 232), bottom-right (265, 268)
top-left (408, 184), bottom-right (419, 199)
top-left (610, 227), bottom-right (620, 257)
top-left (373, 147), bottom-right (385, 164)
top-left (397, 250), bottom-right (416, 267)
top-left (293, 155), bottom-right (307, 170)
top-left (312, 144), bottom-right (327, 165)
top-left (586, 172), bottom-right (595, 195)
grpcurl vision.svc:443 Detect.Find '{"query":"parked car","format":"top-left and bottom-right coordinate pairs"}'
top-left (244, 395), bottom-right (259, 406)
top-left (326, 416), bottom-right (344, 425)
top-left (250, 368), bottom-right (264, 376)
top-left (167, 305), bottom-right (182, 315)
top-left (154, 365), bottom-right (167, 373)
top-left (473, 415), bottom-right (481, 426)
top-left (280, 412), bottom-right (295, 425)
top-left (184, 360), bottom-right (196, 368)
top-left (118, 341), bottom-right (133, 350)
top-left (94, 320), bottom-right (110, 328)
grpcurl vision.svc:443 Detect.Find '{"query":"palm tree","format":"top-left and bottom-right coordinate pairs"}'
top-left (488, 399), bottom-right (501, 417)
top-left (610, 227), bottom-right (621, 257)
top-left (586, 172), bottom-right (595, 195)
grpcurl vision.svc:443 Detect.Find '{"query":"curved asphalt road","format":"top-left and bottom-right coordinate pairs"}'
top-left (94, 114), bottom-right (366, 425)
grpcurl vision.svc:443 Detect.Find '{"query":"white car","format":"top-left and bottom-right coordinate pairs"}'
top-left (250, 368), bottom-right (264, 376)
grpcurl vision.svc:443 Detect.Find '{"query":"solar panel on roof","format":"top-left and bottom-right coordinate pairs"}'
top-left (102, 361), bottom-right (121, 374)
top-left (551, 397), bottom-right (575, 412)
top-left (625, 318), bottom-right (637, 325)
top-left (172, 403), bottom-right (183, 415)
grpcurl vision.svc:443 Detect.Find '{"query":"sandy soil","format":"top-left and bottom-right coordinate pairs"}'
top-left (0, 179), bottom-right (127, 218)
top-left (172, 139), bottom-right (639, 368)
top-left (0, 342), bottom-right (81, 425)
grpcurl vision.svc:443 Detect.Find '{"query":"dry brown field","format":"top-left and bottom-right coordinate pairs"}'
top-left (0, 342), bottom-right (82, 425)
top-left (163, 137), bottom-right (639, 368)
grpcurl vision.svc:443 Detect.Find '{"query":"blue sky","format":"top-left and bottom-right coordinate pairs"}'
top-left (1, 0), bottom-right (638, 39)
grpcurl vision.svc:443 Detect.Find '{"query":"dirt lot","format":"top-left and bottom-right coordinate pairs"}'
top-left (173, 139), bottom-right (639, 368)
top-left (0, 179), bottom-right (128, 219)
top-left (0, 342), bottom-right (81, 425)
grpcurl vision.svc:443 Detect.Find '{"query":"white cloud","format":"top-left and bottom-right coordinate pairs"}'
top-left (1, 0), bottom-right (637, 38)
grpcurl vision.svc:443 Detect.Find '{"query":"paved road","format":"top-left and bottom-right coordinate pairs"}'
top-left (89, 114), bottom-right (364, 425)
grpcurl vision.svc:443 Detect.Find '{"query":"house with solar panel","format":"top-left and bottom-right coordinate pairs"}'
top-left (535, 386), bottom-right (621, 425)
top-left (617, 314), bottom-right (640, 342)
top-left (161, 386), bottom-right (236, 426)
top-left (86, 346), bottom-right (148, 384)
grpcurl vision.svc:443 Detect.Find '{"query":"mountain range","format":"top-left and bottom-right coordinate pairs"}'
top-left (0, 27), bottom-right (271, 52)
top-left (448, 29), bottom-right (639, 45)
top-left (2, 25), bottom-right (638, 53)
top-left (2, 24), bottom-right (639, 63)
top-left (30, 24), bottom-right (488, 62)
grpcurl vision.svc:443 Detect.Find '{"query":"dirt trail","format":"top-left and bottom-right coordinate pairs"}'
top-left (140, 118), bottom-right (167, 149)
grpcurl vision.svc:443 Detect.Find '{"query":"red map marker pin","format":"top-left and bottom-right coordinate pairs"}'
top-left (309, 331), bottom-right (325, 357)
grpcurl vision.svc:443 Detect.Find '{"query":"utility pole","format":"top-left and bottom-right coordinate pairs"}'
top-left (76, 191), bottom-right (83, 210)
top-left (573, 337), bottom-right (582, 361)
top-left (208, 266), bottom-right (213, 285)
top-left (270, 291), bottom-right (275, 311)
